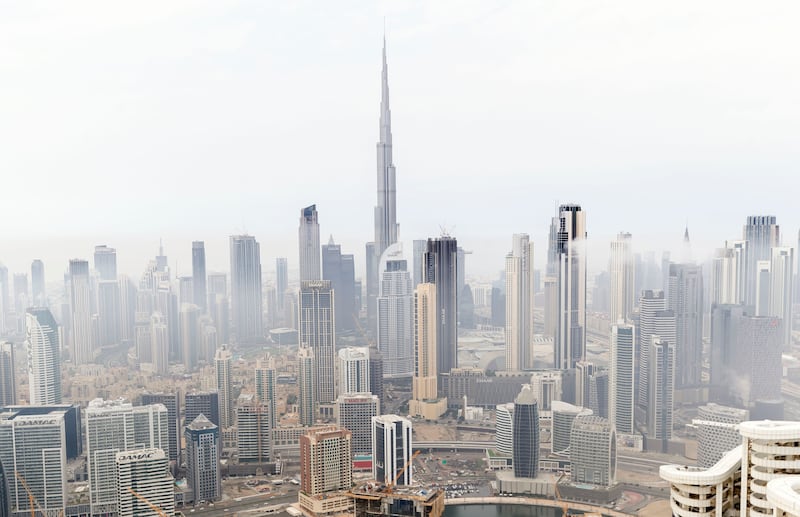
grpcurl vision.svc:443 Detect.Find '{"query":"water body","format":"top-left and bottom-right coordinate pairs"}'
top-left (444, 504), bottom-right (572, 517)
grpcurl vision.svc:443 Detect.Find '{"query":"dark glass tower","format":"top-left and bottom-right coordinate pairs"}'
top-left (423, 236), bottom-right (458, 378)
top-left (322, 237), bottom-right (356, 333)
top-left (512, 385), bottom-right (540, 479)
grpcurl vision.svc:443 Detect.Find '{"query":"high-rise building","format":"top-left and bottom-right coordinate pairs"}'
top-left (299, 205), bottom-right (321, 282)
top-left (610, 323), bottom-right (635, 435)
top-left (694, 403), bottom-right (747, 469)
top-left (569, 416), bottom-right (616, 487)
top-left (116, 448), bottom-right (175, 517)
top-left (372, 415), bottom-right (413, 486)
top-left (744, 215), bottom-right (780, 306)
top-left (551, 401), bottom-right (592, 455)
top-left (554, 204), bottom-right (587, 372)
top-left (373, 39), bottom-right (399, 263)
top-left (542, 276), bottom-right (557, 338)
top-left (297, 347), bottom-right (316, 427)
top-left (207, 272), bottom-right (229, 343)
top-left (275, 258), bottom-right (288, 312)
top-left (710, 241), bottom-right (748, 306)
top-left (709, 304), bottom-right (746, 389)
top-left (149, 311), bottom-right (169, 375)
top-left (409, 283), bottom-right (446, 420)
top-left (86, 399), bottom-right (170, 516)
top-left (180, 304), bottom-right (200, 370)
top-left (610, 232), bottom-right (634, 323)
top-left (215, 346), bottom-right (233, 429)
top-left (647, 337), bottom-right (675, 450)
top-left (769, 247), bottom-right (794, 348)
top-left (322, 237), bottom-right (357, 333)
top-left (94, 245), bottom-right (118, 280)
top-left (512, 384), bottom-right (540, 479)
top-left (97, 279), bottom-right (121, 347)
top-left (30, 259), bottom-right (45, 307)
top-left (335, 393), bottom-right (379, 456)
top-left (299, 426), bottom-right (352, 516)
top-left (236, 394), bottom-right (272, 463)
top-left (0, 342), bottom-right (15, 406)
top-left (368, 347), bottom-right (385, 407)
top-left (229, 235), bottom-right (264, 344)
top-left (119, 275), bottom-right (137, 343)
top-left (667, 263), bottom-right (704, 387)
top-left (191, 241), bottom-right (207, 311)
top-left (637, 290), bottom-right (675, 408)
top-left (412, 240), bottom-right (426, 288)
top-left (25, 307), bottom-right (61, 405)
top-left (504, 234), bottom-right (534, 371)
top-left (0, 265), bottom-right (9, 334)
top-left (338, 347), bottom-right (370, 396)
top-left (377, 255), bottom-right (414, 377)
top-left (140, 392), bottom-right (180, 465)
top-left (69, 259), bottom-right (94, 364)
top-left (755, 260), bottom-right (772, 316)
top-left (0, 409), bottom-right (67, 517)
top-left (185, 392), bottom-right (220, 429)
top-left (255, 355), bottom-right (277, 431)
top-left (423, 237), bottom-right (458, 379)
top-left (185, 414), bottom-right (221, 503)
top-left (495, 403), bottom-right (514, 457)
top-left (0, 457), bottom-right (9, 517)
top-left (736, 316), bottom-right (783, 407)
top-left (298, 281), bottom-right (336, 405)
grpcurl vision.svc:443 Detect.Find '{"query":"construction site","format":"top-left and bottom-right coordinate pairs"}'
top-left (349, 483), bottom-right (444, 517)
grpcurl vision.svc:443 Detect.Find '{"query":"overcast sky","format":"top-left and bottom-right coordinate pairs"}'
top-left (1, 1), bottom-right (798, 283)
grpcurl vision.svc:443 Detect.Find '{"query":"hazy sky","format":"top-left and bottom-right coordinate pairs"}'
top-left (1, 1), bottom-right (799, 282)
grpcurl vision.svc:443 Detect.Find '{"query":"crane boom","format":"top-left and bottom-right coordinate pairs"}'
top-left (15, 471), bottom-right (40, 517)
top-left (127, 487), bottom-right (169, 517)
top-left (387, 450), bottom-right (421, 493)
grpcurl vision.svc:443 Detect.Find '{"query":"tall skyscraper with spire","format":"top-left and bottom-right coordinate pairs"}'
top-left (299, 205), bottom-right (321, 282)
top-left (367, 38), bottom-right (400, 334)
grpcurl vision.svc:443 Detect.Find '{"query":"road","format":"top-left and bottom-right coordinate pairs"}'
top-left (188, 488), bottom-right (299, 517)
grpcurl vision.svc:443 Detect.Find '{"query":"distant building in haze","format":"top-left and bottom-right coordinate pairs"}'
top-left (192, 241), bottom-right (207, 311)
top-left (299, 205), bottom-right (321, 282)
top-left (505, 233), bottom-right (533, 371)
top-left (299, 281), bottom-right (336, 406)
top-left (25, 307), bottom-right (61, 405)
top-left (423, 237), bottom-right (458, 380)
top-left (229, 235), bottom-right (264, 344)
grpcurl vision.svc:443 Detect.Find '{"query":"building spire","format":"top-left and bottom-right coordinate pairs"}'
top-left (380, 35), bottom-right (392, 146)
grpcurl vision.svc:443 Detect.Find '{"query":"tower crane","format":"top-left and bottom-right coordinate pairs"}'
top-left (127, 487), bottom-right (171, 517)
top-left (385, 450), bottom-right (421, 494)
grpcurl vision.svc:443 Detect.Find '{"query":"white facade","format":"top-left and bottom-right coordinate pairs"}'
top-left (25, 308), bottom-right (61, 405)
top-left (694, 403), bottom-right (748, 469)
top-left (297, 347), bottom-right (316, 427)
top-left (335, 393), bottom-right (379, 456)
top-left (495, 403), bottom-right (514, 456)
top-left (337, 346), bottom-right (370, 395)
top-left (298, 205), bottom-right (321, 282)
top-left (377, 244), bottom-right (414, 378)
top-left (372, 414), bottom-right (413, 486)
top-left (69, 259), bottom-right (94, 365)
top-left (298, 280), bottom-right (336, 405)
top-left (610, 323), bottom-right (635, 435)
top-left (554, 205), bottom-right (587, 370)
top-left (116, 448), bottom-right (175, 517)
top-left (769, 247), bottom-right (794, 348)
top-left (609, 232), bottom-right (634, 323)
top-left (505, 233), bottom-right (534, 371)
top-left (647, 337), bottom-right (675, 445)
top-left (215, 346), bottom-right (233, 428)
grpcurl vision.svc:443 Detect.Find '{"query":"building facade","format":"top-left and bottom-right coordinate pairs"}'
top-left (229, 235), bottom-right (264, 343)
top-left (505, 233), bottom-right (534, 371)
top-left (569, 416), bottom-right (616, 487)
top-left (185, 414), bottom-right (221, 503)
top-left (512, 385), bottom-right (540, 479)
top-left (298, 281), bottom-right (336, 406)
top-left (372, 415), bottom-right (413, 486)
top-left (25, 308), bottom-right (61, 405)
top-left (116, 448), bottom-right (175, 517)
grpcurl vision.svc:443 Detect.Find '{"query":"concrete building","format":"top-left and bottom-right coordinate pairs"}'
top-left (338, 347), bottom-right (370, 396)
top-left (184, 391), bottom-right (220, 429)
top-left (229, 235), bottom-right (263, 344)
top-left (609, 232), bottom-right (634, 323)
top-left (255, 355), bottom-right (277, 430)
top-left (192, 241), bottom-right (207, 311)
top-left (744, 215), bottom-right (780, 307)
top-left (0, 409), bottom-right (67, 517)
top-left (236, 395), bottom-right (272, 463)
top-left (495, 403), bottom-right (514, 457)
top-left (770, 247), bottom-right (794, 348)
top-left (298, 426), bottom-right (352, 516)
top-left (140, 392), bottom-right (180, 465)
top-left (505, 233), bottom-right (534, 371)
top-left (694, 403), bottom-right (748, 469)
top-left (0, 342), bottom-right (15, 406)
top-left (423, 237), bottom-right (459, 380)
top-left (298, 347), bottom-right (316, 427)
top-left (30, 259), bottom-right (45, 307)
top-left (299, 205), bottom-right (321, 282)
top-left (668, 263), bottom-right (704, 387)
top-left (185, 414), bottom-right (221, 503)
top-left (322, 236), bottom-right (357, 333)
top-left (215, 346), bottom-right (233, 428)
top-left (299, 281), bottom-right (336, 406)
top-left (710, 241), bottom-right (747, 306)
top-left (512, 384), bottom-right (540, 479)
top-left (610, 324), bottom-right (635, 434)
top-left (372, 414), bottom-right (413, 486)
top-left (554, 204), bottom-right (587, 373)
top-left (69, 259), bottom-right (94, 365)
top-left (569, 416), bottom-right (616, 487)
top-left (637, 290), bottom-right (675, 408)
top-left (335, 393), bottom-right (379, 456)
top-left (736, 316), bottom-right (783, 408)
top-left (409, 283), bottom-right (447, 420)
top-left (647, 337), bottom-right (675, 451)
top-left (551, 401), bottom-right (592, 455)
top-left (116, 448), bottom-right (175, 517)
top-left (25, 307), bottom-right (61, 405)
top-left (377, 255), bottom-right (414, 378)
top-left (180, 303), bottom-right (200, 370)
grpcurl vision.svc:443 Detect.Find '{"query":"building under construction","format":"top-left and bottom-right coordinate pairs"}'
top-left (349, 482), bottom-right (444, 517)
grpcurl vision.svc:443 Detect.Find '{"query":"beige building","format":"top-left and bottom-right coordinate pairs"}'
top-left (409, 283), bottom-right (447, 420)
top-left (298, 426), bottom-right (353, 516)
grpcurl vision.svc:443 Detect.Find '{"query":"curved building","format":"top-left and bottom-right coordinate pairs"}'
top-left (660, 445), bottom-right (743, 517)
top-left (495, 403), bottom-right (514, 457)
top-left (512, 385), bottom-right (539, 479)
top-left (551, 401), bottom-right (592, 455)
top-left (766, 476), bottom-right (800, 517)
top-left (740, 421), bottom-right (800, 517)
top-left (25, 307), bottom-right (62, 405)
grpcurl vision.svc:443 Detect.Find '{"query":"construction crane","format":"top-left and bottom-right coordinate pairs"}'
top-left (14, 471), bottom-right (39, 517)
top-left (127, 487), bottom-right (170, 517)
top-left (385, 450), bottom-right (421, 494)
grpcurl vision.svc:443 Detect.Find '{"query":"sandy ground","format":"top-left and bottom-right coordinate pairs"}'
top-left (637, 499), bottom-right (670, 516)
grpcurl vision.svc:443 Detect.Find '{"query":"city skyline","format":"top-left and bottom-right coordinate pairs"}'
top-left (1, 3), bottom-right (799, 280)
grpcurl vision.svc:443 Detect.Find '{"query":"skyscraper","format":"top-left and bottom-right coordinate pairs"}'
top-left (744, 215), bottom-right (780, 306)
top-left (229, 235), bottom-right (264, 343)
top-left (647, 337), bottom-right (675, 450)
top-left (69, 259), bottom-right (94, 364)
top-left (255, 355), bottom-right (277, 431)
top-left (637, 290), bottom-right (675, 408)
top-left (192, 241), bottom-right (207, 311)
top-left (299, 427), bottom-right (353, 516)
top-left (409, 283), bottom-right (446, 420)
top-left (512, 384), bottom-right (540, 479)
top-left (377, 256), bottom-right (414, 377)
top-left (299, 205), bottom-right (321, 282)
top-left (236, 394), bottom-right (272, 463)
top-left (140, 392), bottom-right (181, 465)
top-left (769, 247), bottom-right (794, 348)
top-left (609, 232), bottom-right (634, 323)
top-left (710, 241), bottom-right (747, 306)
top-left (297, 348), bottom-right (316, 427)
top-left (667, 263), bottom-right (703, 387)
top-left (610, 323), bottom-right (635, 434)
top-left (504, 234), bottom-right (534, 371)
top-left (322, 237), bottom-right (357, 332)
top-left (569, 416), bottom-right (616, 487)
top-left (94, 245), bottom-right (117, 280)
top-left (116, 448), bottom-right (175, 517)
top-left (423, 236), bottom-right (458, 379)
top-left (215, 346), bottom-right (233, 429)
top-left (30, 259), bottom-right (45, 307)
top-left (554, 204), bottom-right (587, 372)
top-left (185, 414), bottom-right (221, 503)
top-left (275, 258), bottom-right (288, 312)
top-left (338, 347), bottom-right (370, 395)
top-left (180, 304), bottom-right (200, 370)
top-left (0, 265), bottom-right (8, 334)
top-left (335, 393), bottom-right (379, 456)
top-left (97, 278), bottom-right (121, 347)
top-left (371, 415), bottom-right (413, 486)
top-left (25, 307), bottom-right (61, 405)
top-left (412, 240), bottom-right (426, 288)
top-left (298, 281), bottom-right (336, 405)
top-left (0, 342), bottom-right (15, 406)
top-left (694, 403), bottom-right (747, 469)
top-left (185, 392), bottom-right (220, 429)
